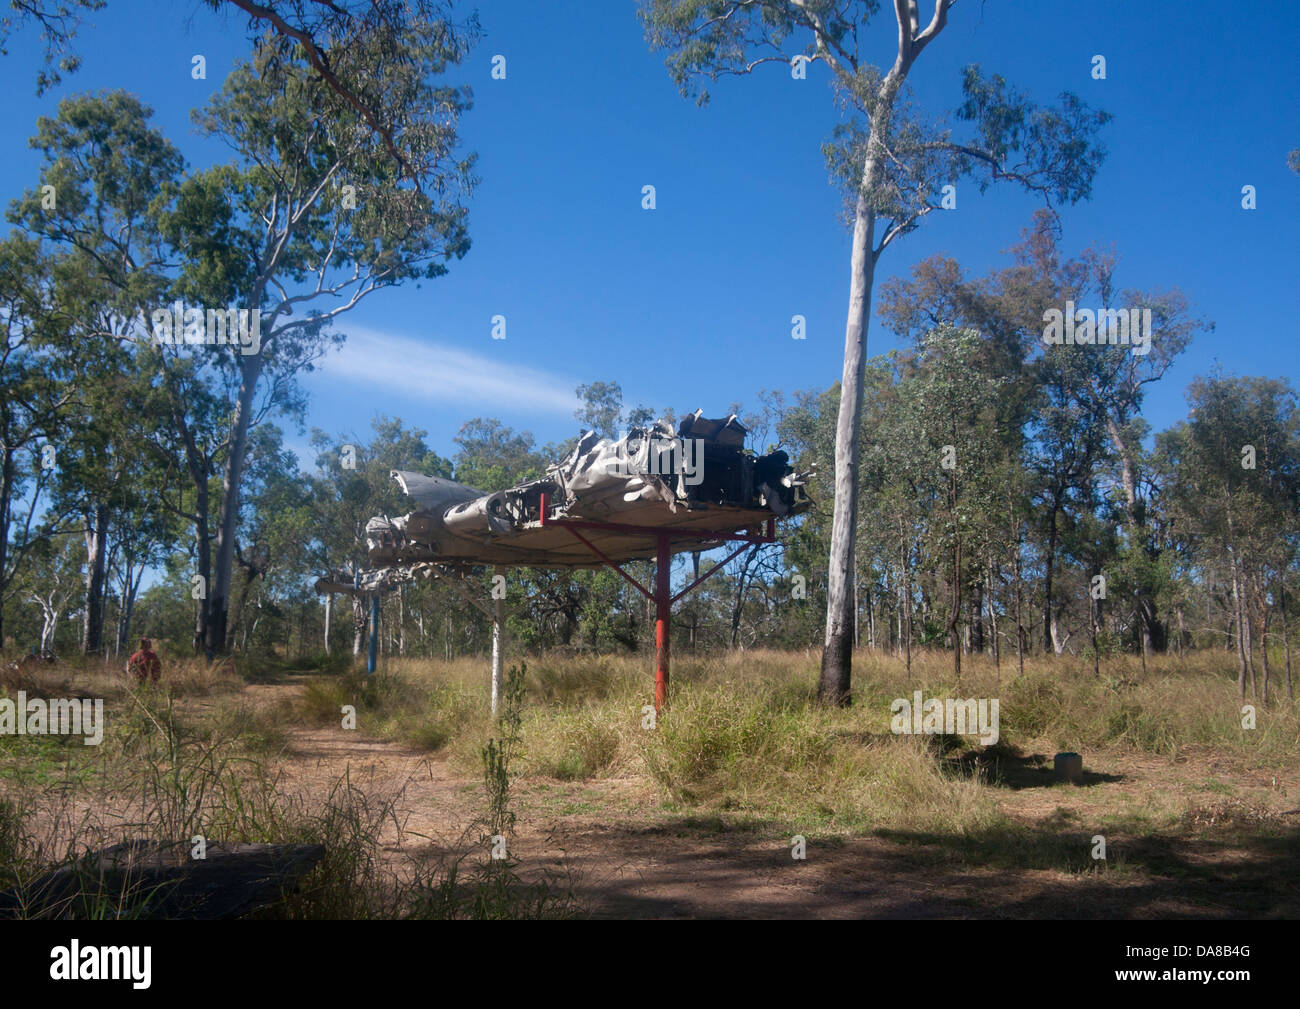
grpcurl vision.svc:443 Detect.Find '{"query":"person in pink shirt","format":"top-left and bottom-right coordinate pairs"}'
top-left (127, 638), bottom-right (162, 684)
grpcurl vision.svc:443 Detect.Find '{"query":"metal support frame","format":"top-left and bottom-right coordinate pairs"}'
top-left (341, 566), bottom-right (505, 704)
top-left (335, 569), bottom-right (388, 676)
top-left (437, 568), bottom-right (508, 716)
top-left (539, 492), bottom-right (774, 708)
top-left (368, 593), bottom-right (380, 675)
top-left (491, 565), bottom-right (505, 717)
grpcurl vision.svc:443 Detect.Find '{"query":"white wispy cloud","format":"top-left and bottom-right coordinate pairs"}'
top-left (314, 325), bottom-right (581, 415)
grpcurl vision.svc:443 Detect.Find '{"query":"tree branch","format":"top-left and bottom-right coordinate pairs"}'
top-left (222, 0), bottom-right (419, 189)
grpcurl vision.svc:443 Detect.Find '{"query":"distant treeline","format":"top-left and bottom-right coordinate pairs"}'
top-left (0, 94), bottom-right (1294, 698)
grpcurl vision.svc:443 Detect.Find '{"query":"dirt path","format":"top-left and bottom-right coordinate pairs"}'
top-left (272, 697), bottom-right (1300, 919)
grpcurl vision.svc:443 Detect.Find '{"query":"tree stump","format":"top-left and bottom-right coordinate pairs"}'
top-left (1054, 751), bottom-right (1084, 784)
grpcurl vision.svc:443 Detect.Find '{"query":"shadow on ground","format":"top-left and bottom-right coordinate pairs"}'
top-left (547, 814), bottom-right (1300, 919)
top-left (945, 742), bottom-right (1127, 789)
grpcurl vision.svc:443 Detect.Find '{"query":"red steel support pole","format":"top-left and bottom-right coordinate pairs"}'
top-left (655, 531), bottom-right (671, 709)
top-left (541, 489), bottom-right (777, 708)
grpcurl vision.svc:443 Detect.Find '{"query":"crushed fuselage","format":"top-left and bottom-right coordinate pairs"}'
top-left (362, 412), bottom-right (809, 574)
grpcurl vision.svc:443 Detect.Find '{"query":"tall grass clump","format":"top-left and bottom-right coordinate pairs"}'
top-left (521, 705), bottom-right (627, 780)
top-left (633, 675), bottom-right (1004, 836)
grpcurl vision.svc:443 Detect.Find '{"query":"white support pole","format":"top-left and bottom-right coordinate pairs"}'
top-left (491, 565), bottom-right (504, 717)
top-left (435, 570), bottom-right (502, 716)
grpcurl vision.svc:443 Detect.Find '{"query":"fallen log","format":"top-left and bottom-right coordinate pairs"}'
top-left (0, 839), bottom-right (326, 920)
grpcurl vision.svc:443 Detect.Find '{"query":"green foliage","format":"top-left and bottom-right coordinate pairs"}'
top-left (452, 418), bottom-right (544, 491)
top-left (482, 662), bottom-right (527, 841)
top-left (956, 66), bottom-right (1111, 203)
top-left (524, 706), bottom-right (623, 780)
top-left (575, 380), bottom-right (624, 440)
top-left (643, 687), bottom-right (835, 800)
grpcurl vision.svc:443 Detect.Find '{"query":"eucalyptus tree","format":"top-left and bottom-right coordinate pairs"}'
top-left (308, 418), bottom-right (454, 656)
top-left (451, 420), bottom-right (544, 492)
top-left (854, 355), bottom-right (919, 663)
top-left (162, 17), bottom-right (477, 656)
top-left (575, 382), bottom-right (626, 441)
top-left (881, 210), bottom-right (1203, 658)
top-left (105, 473), bottom-right (173, 657)
top-left (3, 0), bottom-right (478, 179)
top-left (0, 236), bottom-right (76, 645)
top-left (1030, 237), bottom-right (1205, 659)
top-left (877, 236), bottom-right (1040, 665)
top-left (15, 533), bottom-right (83, 654)
top-left (641, 0), bottom-right (1110, 702)
top-left (901, 326), bottom-right (1009, 679)
top-left (1159, 376), bottom-right (1300, 699)
top-left (8, 91), bottom-right (183, 655)
top-left (223, 424), bottom-right (315, 654)
top-left (1096, 311), bottom-right (1203, 658)
top-left (775, 384), bottom-right (837, 619)
top-left (50, 364), bottom-right (133, 654)
top-left (0, 0), bottom-right (103, 93)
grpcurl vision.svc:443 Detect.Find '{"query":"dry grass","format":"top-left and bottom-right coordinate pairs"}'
top-left (0, 650), bottom-right (582, 919)
top-left (289, 647), bottom-right (1299, 838)
top-left (2, 645), bottom-right (1296, 916)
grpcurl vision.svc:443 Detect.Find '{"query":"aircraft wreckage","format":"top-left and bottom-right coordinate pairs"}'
top-left (315, 411), bottom-right (810, 707)
top-left (317, 412), bottom-right (810, 594)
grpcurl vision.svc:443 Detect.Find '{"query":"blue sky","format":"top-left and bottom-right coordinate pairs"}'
top-left (1, 0), bottom-right (1296, 466)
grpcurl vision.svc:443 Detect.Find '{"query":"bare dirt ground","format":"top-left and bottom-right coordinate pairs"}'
top-left (257, 679), bottom-right (1300, 920)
